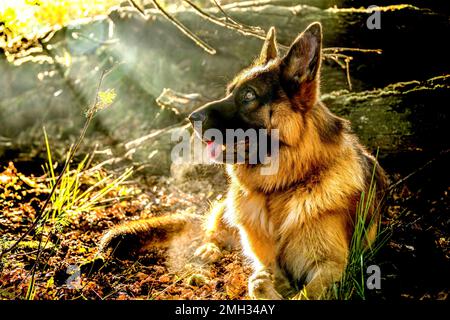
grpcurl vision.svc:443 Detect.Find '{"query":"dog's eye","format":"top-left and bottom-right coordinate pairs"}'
top-left (241, 88), bottom-right (256, 103)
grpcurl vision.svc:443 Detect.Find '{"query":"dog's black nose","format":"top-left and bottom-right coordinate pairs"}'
top-left (189, 111), bottom-right (206, 123)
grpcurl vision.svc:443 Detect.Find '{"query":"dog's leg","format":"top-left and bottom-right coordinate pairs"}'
top-left (248, 268), bottom-right (283, 300)
top-left (242, 238), bottom-right (286, 299)
top-left (194, 200), bottom-right (238, 263)
top-left (295, 261), bottom-right (346, 300)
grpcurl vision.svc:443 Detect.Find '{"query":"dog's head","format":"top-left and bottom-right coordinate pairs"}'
top-left (189, 22), bottom-right (323, 164)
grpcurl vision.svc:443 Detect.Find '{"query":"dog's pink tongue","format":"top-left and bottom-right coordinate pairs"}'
top-left (206, 141), bottom-right (221, 159)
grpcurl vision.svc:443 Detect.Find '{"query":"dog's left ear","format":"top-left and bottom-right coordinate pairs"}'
top-left (280, 22), bottom-right (322, 103)
top-left (258, 27), bottom-right (278, 64)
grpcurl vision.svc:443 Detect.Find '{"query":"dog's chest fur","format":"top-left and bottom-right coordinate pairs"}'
top-left (224, 155), bottom-right (365, 282)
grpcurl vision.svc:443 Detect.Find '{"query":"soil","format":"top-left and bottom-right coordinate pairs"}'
top-left (0, 161), bottom-right (251, 300)
top-left (0, 153), bottom-right (448, 300)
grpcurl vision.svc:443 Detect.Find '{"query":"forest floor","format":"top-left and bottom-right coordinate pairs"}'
top-left (0, 155), bottom-right (448, 300)
top-left (0, 161), bottom-right (250, 300)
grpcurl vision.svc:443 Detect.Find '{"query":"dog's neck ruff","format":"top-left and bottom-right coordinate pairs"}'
top-left (227, 154), bottom-right (336, 195)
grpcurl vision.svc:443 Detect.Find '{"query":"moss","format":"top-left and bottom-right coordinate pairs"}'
top-left (322, 75), bottom-right (450, 153)
top-left (326, 4), bottom-right (421, 14)
top-left (322, 75), bottom-right (450, 103)
top-left (2, 240), bottom-right (55, 251)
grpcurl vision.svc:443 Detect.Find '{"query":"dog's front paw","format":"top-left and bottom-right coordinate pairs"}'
top-left (194, 242), bottom-right (222, 263)
top-left (248, 270), bottom-right (283, 300)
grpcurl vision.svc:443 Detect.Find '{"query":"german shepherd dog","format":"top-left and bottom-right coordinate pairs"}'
top-left (100, 22), bottom-right (388, 299)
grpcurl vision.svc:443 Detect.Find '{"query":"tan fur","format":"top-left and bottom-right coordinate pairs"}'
top-left (201, 125), bottom-right (387, 299)
top-left (195, 23), bottom-right (388, 299)
top-left (100, 23), bottom-right (388, 299)
top-left (213, 114), bottom-right (385, 299)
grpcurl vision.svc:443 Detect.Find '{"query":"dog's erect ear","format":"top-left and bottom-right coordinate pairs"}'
top-left (280, 22), bottom-right (322, 96)
top-left (258, 27), bottom-right (278, 64)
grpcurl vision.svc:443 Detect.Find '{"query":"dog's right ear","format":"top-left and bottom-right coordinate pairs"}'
top-left (281, 22), bottom-right (322, 85)
top-left (280, 22), bottom-right (322, 109)
top-left (258, 27), bottom-right (278, 64)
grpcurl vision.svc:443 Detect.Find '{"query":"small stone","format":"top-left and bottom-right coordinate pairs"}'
top-left (187, 273), bottom-right (208, 287)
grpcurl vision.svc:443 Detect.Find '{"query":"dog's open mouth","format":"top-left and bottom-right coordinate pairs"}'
top-left (193, 127), bottom-right (271, 164)
top-left (204, 139), bottom-right (254, 163)
top-left (205, 140), bottom-right (224, 160)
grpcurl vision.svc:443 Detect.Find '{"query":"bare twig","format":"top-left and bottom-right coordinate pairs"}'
top-left (322, 48), bottom-right (382, 90)
top-left (155, 0), bottom-right (217, 54)
top-left (323, 47), bottom-right (382, 55)
top-left (127, 0), bottom-right (215, 54)
top-left (211, 0), bottom-right (235, 24)
top-left (345, 56), bottom-right (353, 91)
top-left (209, 0), bottom-right (262, 33)
top-left (183, 0), bottom-right (279, 48)
top-left (327, 54), bottom-right (346, 69)
top-left (324, 52), bottom-right (355, 90)
top-left (128, 0), bottom-right (146, 17)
